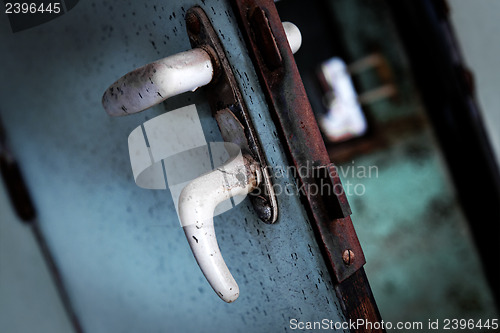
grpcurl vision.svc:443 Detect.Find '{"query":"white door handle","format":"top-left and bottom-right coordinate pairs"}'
top-left (104, 16), bottom-right (301, 302)
top-left (179, 153), bottom-right (261, 303)
top-left (127, 106), bottom-right (262, 302)
top-left (102, 22), bottom-right (301, 117)
top-left (102, 48), bottom-right (214, 117)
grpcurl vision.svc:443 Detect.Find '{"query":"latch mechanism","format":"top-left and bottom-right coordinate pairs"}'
top-left (184, 6), bottom-right (278, 223)
top-left (101, 6), bottom-right (303, 302)
top-left (231, 0), bottom-right (366, 283)
top-left (101, 6), bottom-right (304, 224)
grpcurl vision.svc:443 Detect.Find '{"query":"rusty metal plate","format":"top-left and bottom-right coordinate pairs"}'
top-left (185, 6), bottom-right (278, 224)
top-left (230, 0), bottom-right (365, 283)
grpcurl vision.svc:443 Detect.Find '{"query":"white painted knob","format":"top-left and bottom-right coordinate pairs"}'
top-left (283, 21), bottom-right (302, 54)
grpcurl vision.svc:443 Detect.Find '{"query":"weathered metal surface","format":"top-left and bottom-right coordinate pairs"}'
top-left (215, 108), bottom-right (249, 151)
top-left (335, 269), bottom-right (384, 330)
top-left (308, 163), bottom-right (352, 220)
top-left (0, 0), bottom-right (348, 332)
top-left (249, 7), bottom-right (282, 69)
top-left (186, 6), bottom-right (278, 224)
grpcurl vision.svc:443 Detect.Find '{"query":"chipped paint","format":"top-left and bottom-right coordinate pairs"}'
top-left (102, 48), bottom-right (213, 116)
top-left (179, 154), bottom-right (260, 303)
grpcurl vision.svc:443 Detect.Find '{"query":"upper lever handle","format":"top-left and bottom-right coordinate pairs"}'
top-left (102, 48), bottom-right (213, 116)
top-left (101, 22), bottom-right (301, 117)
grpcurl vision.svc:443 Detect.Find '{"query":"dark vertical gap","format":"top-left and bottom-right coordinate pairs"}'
top-left (31, 222), bottom-right (85, 333)
top-left (387, 0), bottom-right (500, 307)
top-left (0, 114), bottom-right (84, 333)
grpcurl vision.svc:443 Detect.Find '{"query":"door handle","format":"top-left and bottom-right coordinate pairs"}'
top-left (102, 48), bottom-right (214, 117)
top-left (102, 6), bottom-right (302, 302)
top-left (127, 105), bottom-right (261, 303)
top-left (102, 22), bottom-right (300, 117)
top-left (180, 152), bottom-right (261, 303)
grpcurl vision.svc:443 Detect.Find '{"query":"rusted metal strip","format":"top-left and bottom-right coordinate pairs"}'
top-left (230, 0), bottom-right (363, 283)
top-left (335, 268), bottom-right (385, 330)
top-left (231, 0), bottom-right (383, 330)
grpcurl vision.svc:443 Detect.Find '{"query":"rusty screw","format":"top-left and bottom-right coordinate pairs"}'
top-left (342, 250), bottom-right (355, 265)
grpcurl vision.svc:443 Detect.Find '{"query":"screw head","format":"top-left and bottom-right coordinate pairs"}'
top-left (342, 250), bottom-right (355, 265)
top-left (251, 195), bottom-right (272, 223)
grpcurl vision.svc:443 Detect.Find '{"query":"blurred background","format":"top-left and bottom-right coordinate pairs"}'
top-left (1, 0), bottom-right (499, 332)
top-left (276, 0), bottom-right (500, 327)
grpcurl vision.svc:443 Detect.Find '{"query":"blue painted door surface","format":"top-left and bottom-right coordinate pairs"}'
top-left (0, 1), bottom-right (347, 332)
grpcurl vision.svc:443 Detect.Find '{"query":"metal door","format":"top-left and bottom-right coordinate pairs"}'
top-left (0, 1), bottom-right (380, 332)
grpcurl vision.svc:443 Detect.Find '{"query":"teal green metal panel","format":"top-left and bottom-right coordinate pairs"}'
top-left (0, 1), bottom-right (347, 332)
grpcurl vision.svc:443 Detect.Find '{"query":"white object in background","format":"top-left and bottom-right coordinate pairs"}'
top-left (319, 57), bottom-right (367, 142)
